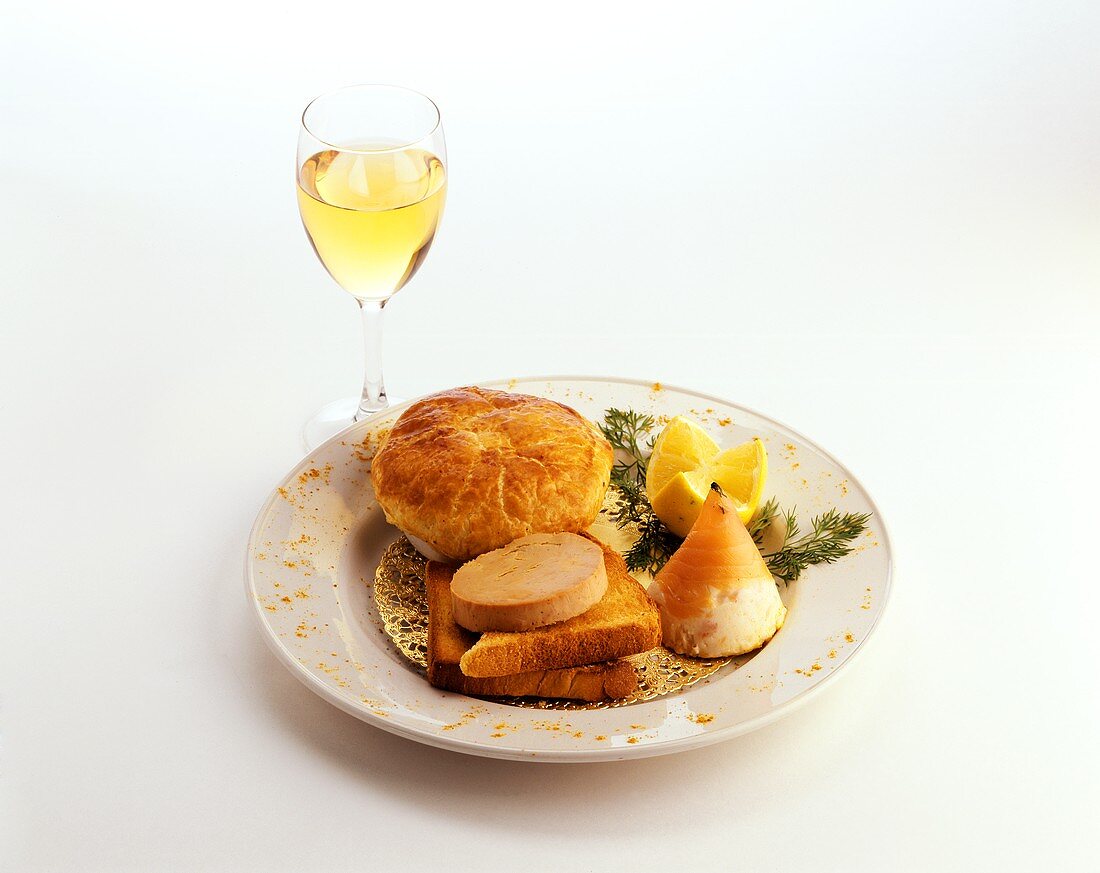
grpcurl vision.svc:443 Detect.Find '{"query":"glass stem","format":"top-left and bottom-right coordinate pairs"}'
top-left (355, 299), bottom-right (388, 420)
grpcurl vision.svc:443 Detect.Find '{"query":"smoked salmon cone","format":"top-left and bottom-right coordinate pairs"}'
top-left (648, 484), bottom-right (786, 658)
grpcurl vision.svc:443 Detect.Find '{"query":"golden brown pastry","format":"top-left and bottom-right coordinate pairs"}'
top-left (370, 387), bottom-right (613, 563)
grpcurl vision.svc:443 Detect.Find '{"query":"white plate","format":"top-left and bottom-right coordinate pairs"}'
top-left (245, 376), bottom-right (892, 761)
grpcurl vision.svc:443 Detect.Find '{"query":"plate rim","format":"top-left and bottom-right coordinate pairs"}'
top-left (244, 374), bottom-right (894, 762)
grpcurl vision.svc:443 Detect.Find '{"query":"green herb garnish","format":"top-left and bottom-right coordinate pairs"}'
top-left (600, 408), bottom-right (655, 491)
top-left (757, 507), bottom-right (873, 582)
top-left (599, 408), bottom-right (871, 580)
top-left (599, 408), bottom-right (681, 573)
top-left (748, 496), bottom-right (781, 544)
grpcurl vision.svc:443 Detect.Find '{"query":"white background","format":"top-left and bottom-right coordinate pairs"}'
top-left (3, 0), bottom-right (1098, 870)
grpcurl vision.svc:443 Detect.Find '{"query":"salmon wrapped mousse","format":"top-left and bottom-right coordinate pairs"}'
top-left (647, 484), bottom-right (787, 658)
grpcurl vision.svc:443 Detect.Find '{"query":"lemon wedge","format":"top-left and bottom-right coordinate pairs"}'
top-left (710, 437), bottom-right (768, 523)
top-left (650, 469), bottom-right (711, 538)
top-left (646, 416), bottom-right (768, 536)
top-left (645, 416), bottom-right (719, 504)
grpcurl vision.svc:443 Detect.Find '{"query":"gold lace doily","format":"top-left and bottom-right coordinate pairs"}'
top-left (372, 537), bottom-right (732, 710)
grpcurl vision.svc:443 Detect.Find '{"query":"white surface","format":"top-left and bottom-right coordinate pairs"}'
top-left (2, 0), bottom-right (1098, 869)
top-left (247, 378), bottom-right (893, 761)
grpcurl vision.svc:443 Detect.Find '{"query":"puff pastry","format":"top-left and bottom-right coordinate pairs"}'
top-left (370, 387), bottom-right (614, 563)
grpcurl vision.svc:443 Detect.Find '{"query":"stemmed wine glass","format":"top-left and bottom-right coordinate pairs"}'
top-left (296, 84), bottom-right (447, 450)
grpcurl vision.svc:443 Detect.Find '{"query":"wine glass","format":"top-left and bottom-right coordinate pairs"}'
top-left (296, 84), bottom-right (447, 450)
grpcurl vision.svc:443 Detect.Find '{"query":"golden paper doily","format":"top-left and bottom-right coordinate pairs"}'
top-left (372, 537), bottom-right (732, 710)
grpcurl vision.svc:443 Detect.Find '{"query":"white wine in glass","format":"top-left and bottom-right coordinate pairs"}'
top-left (296, 85), bottom-right (447, 450)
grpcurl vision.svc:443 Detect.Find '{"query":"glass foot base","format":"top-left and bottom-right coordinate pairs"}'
top-left (302, 396), bottom-right (401, 453)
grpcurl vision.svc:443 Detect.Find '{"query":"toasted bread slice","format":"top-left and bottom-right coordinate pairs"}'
top-left (429, 535), bottom-right (660, 680)
top-left (426, 558), bottom-right (638, 701)
top-left (428, 656), bottom-right (638, 701)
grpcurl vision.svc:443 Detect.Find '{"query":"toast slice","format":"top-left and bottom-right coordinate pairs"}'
top-left (429, 655), bottom-right (638, 701)
top-left (427, 535), bottom-right (660, 681)
top-left (426, 557), bottom-right (639, 701)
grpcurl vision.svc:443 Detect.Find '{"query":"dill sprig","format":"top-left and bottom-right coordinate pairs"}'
top-left (599, 408), bottom-right (871, 580)
top-left (748, 497), bottom-right (781, 544)
top-left (760, 508), bottom-right (872, 582)
top-left (600, 408), bottom-right (655, 491)
top-left (599, 408), bottom-right (682, 573)
top-left (622, 514), bottom-right (684, 576)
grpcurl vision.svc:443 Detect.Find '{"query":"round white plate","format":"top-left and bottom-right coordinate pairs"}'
top-left (245, 376), bottom-right (892, 762)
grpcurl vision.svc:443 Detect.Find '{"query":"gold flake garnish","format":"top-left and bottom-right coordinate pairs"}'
top-left (373, 537), bottom-right (430, 670)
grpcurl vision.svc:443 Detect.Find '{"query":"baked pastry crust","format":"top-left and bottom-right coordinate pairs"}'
top-left (371, 387), bottom-right (614, 563)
